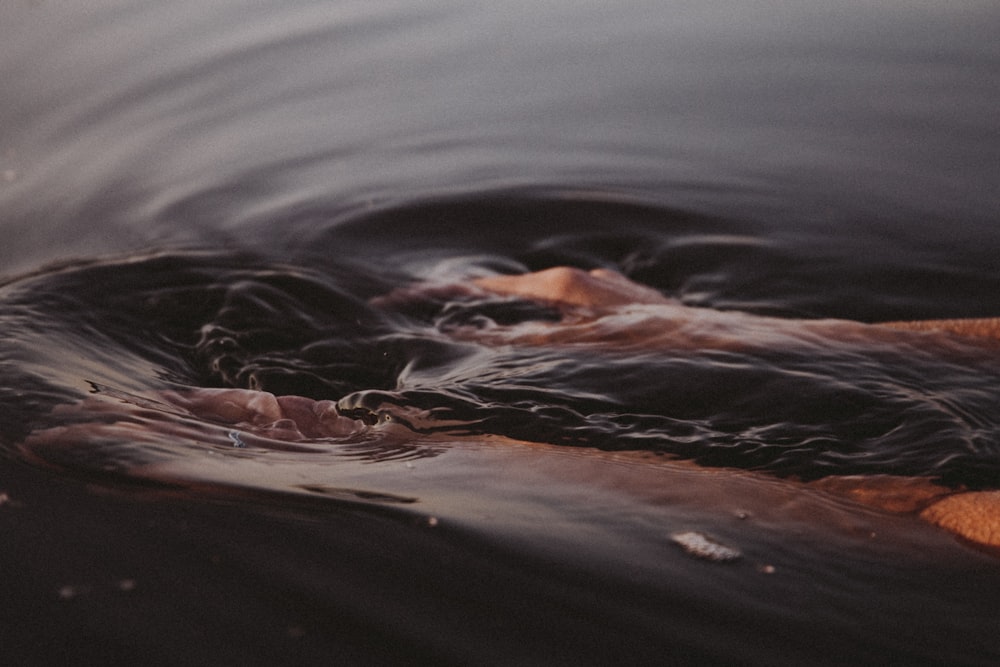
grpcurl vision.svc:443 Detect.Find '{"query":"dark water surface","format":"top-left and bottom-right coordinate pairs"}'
top-left (2, 1), bottom-right (1000, 665)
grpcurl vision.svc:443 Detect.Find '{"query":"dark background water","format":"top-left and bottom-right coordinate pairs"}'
top-left (2, 1), bottom-right (1000, 665)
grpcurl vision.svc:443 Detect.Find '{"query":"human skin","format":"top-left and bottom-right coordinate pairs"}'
top-left (474, 266), bottom-right (1000, 343)
top-left (471, 267), bottom-right (1000, 350)
top-left (25, 266), bottom-right (1000, 550)
top-left (472, 267), bottom-right (1000, 548)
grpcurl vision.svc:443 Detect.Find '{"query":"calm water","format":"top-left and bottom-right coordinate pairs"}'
top-left (2, 1), bottom-right (1000, 664)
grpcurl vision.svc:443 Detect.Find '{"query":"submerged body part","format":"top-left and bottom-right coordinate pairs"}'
top-left (22, 265), bottom-right (1000, 551)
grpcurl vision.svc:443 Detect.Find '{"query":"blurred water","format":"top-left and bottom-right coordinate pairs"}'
top-left (2, 1), bottom-right (998, 271)
top-left (2, 1), bottom-right (1000, 664)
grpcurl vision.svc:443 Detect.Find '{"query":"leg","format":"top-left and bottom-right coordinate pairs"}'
top-left (878, 318), bottom-right (1000, 342)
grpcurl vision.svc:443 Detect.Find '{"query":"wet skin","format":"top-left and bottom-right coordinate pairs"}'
top-left (25, 267), bottom-right (1000, 550)
top-left (473, 268), bottom-right (1000, 549)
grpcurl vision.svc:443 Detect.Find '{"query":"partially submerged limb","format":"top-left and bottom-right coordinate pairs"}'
top-left (24, 266), bottom-right (1000, 552)
top-left (474, 266), bottom-right (1000, 342)
top-left (879, 317), bottom-right (1000, 342)
top-left (25, 382), bottom-right (1000, 550)
top-left (469, 267), bottom-right (1000, 549)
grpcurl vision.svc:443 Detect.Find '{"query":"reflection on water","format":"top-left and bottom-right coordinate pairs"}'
top-left (2, 1), bottom-right (999, 274)
top-left (2, 0), bottom-right (1000, 664)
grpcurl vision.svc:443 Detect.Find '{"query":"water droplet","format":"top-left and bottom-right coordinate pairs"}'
top-left (58, 585), bottom-right (84, 600)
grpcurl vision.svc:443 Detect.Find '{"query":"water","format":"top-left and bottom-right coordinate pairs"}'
top-left (2, 1), bottom-right (1000, 664)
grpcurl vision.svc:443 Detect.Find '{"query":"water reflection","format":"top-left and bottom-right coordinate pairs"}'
top-left (2, 1), bottom-right (998, 275)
